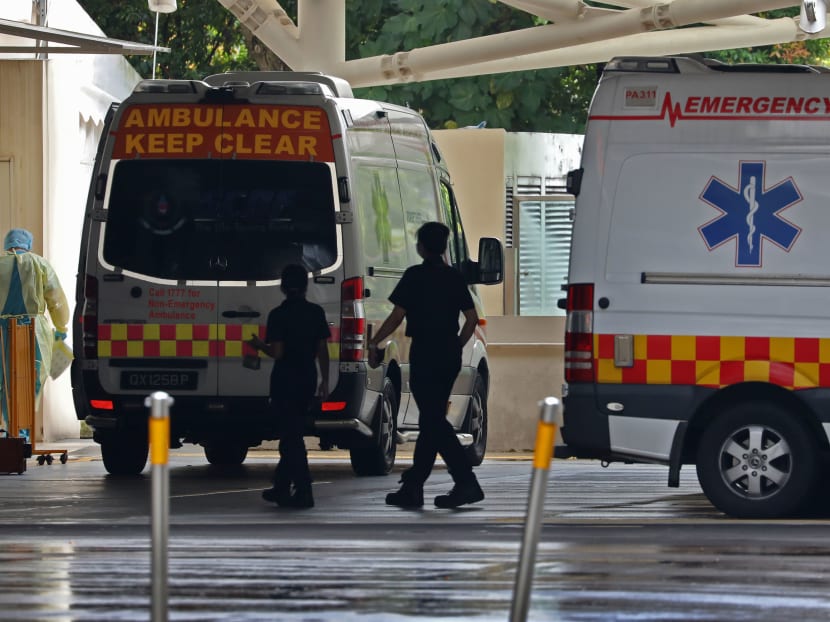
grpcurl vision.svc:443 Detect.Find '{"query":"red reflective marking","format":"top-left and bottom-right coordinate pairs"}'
top-left (647, 335), bottom-right (671, 360)
top-left (321, 401), bottom-right (347, 412)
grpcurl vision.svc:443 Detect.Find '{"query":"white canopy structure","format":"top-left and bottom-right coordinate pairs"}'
top-left (0, 16), bottom-right (165, 55)
top-left (0, 0), bottom-right (166, 57)
top-left (217, 0), bottom-right (830, 87)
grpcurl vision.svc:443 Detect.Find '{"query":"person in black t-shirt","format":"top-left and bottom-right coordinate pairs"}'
top-left (247, 264), bottom-right (330, 509)
top-left (368, 222), bottom-right (484, 509)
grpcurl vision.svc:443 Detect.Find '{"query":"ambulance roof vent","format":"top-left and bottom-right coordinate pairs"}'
top-left (604, 57), bottom-right (681, 73)
top-left (255, 81), bottom-right (332, 97)
top-left (605, 56), bottom-right (822, 76)
top-left (203, 71), bottom-right (353, 97)
top-left (133, 79), bottom-right (210, 94)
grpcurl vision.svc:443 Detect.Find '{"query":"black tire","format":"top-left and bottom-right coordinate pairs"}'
top-left (101, 436), bottom-right (149, 476)
top-left (695, 401), bottom-right (819, 518)
top-left (204, 443), bottom-right (249, 466)
top-left (463, 373), bottom-right (488, 466)
top-left (350, 378), bottom-right (397, 476)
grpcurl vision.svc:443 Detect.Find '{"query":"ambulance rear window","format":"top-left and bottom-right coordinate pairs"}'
top-left (103, 159), bottom-right (337, 281)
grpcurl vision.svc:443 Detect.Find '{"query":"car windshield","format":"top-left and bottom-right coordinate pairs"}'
top-left (103, 159), bottom-right (337, 281)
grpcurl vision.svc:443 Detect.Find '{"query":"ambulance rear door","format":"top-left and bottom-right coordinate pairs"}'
top-left (100, 87), bottom-right (344, 403)
top-left (212, 156), bottom-right (340, 396)
top-left (210, 95), bottom-right (342, 396)
top-left (98, 98), bottom-right (235, 398)
top-left (98, 94), bottom-right (336, 396)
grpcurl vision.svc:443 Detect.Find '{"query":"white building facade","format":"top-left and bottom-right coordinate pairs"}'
top-left (0, 0), bottom-right (141, 440)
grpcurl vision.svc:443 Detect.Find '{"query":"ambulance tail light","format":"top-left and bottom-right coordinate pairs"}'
top-left (340, 277), bottom-right (365, 363)
top-left (564, 283), bottom-right (594, 383)
top-left (321, 401), bottom-right (347, 412)
top-left (82, 275), bottom-right (98, 359)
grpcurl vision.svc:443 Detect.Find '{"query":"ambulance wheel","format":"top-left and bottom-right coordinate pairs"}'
top-left (204, 443), bottom-right (248, 466)
top-left (696, 402), bottom-right (819, 518)
top-left (463, 374), bottom-right (488, 466)
top-left (101, 436), bottom-right (149, 476)
top-left (350, 378), bottom-right (397, 476)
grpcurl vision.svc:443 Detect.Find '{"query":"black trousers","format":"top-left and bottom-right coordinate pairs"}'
top-left (404, 342), bottom-right (473, 487)
top-left (271, 397), bottom-right (312, 491)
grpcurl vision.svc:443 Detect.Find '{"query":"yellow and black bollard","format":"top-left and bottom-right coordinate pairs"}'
top-left (146, 391), bottom-right (174, 622)
top-left (510, 396), bottom-right (562, 622)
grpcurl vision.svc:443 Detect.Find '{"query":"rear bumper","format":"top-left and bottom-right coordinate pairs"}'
top-left (560, 383), bottom-right (612, 458)
top-left (315, 418), bottom-right (372, 436)
top-left (76, 367), bottom-right (376, 446)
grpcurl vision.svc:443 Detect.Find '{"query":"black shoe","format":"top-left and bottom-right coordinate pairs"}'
top-left (385, 483), bottom-right (424, 508)
top-left (282, 489), bottom-right (314, 509)
top-left (262, 486), bottom-right (292, 506)
top-left (434, 478), bottom-right (484, 508)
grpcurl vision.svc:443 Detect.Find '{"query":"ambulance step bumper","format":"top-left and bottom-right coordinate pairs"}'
top-left (314, 419), bottom-right (373, 437)
top-left (85, 415), bottom-right (118, 430)
top-left (396, 431), bottom-right (473, 446)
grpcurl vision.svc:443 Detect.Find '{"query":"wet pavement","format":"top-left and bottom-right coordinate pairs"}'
top-left (1, 442), bottom-right (830, 620)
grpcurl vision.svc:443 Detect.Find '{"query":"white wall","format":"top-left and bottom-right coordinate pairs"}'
top-left (432, 130), bottom-right (580, 451)
top-left (1, 1), bottom-right (142, 440)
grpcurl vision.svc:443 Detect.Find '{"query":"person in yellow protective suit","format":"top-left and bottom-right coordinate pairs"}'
top-left (0, 228), bottom-right (69, 437)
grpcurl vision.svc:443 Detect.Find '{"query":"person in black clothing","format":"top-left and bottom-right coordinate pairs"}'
top-left (368, 221), bottom-right (484, 509)
top-left (247, 264), bottom-right (330, 509)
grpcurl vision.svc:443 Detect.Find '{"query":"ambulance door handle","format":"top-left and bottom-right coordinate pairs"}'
top-left (222, 310), bottom-right (261, 319)
top-left (598, 297), bottom-right (610, 309)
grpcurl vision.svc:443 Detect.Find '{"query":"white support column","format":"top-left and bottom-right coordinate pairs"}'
top-left (296, 0), bottom-right (345, 73)
top-left (337, 0), bottom-right (801, 85)
top-left (663, 0), bottom-right (801, 27)
top-left (347, 18), bottom-right (800, 87)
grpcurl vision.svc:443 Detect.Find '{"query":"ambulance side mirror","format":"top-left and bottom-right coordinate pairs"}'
top-left (566, 168), bottom-right (583, 197)
top-left (474, 237), bottom-right (504, 285)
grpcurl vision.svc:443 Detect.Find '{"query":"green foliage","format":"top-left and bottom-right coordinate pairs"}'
top-left (708, 8), bottom-right (830, 65)
top-left (350, 0), bottom-right (594, 132)
top-left (77, 0), bottom-right (256, 79)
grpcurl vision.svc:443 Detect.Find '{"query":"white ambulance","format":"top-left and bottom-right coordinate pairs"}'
top-left (560, 56), bottom-right (830, 518)
top-left (71, 72), bottom-right (503, 476)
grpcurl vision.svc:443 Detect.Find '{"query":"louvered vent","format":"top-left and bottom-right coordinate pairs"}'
top-left (504, 177), bottom-right (514, 249)
top-left (518, 199), bottom-right (574, 316)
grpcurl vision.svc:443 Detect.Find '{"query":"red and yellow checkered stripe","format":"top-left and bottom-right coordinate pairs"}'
top-left (595, 334), bottom-right (830, 390)
top-left (98, 323), bottom-right (341, 358)
top-left (97, 323), bottom-right (265, 358)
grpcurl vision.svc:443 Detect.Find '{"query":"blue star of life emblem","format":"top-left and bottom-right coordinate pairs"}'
top-left (699, 161), bottom-right (802, 267)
